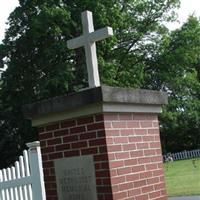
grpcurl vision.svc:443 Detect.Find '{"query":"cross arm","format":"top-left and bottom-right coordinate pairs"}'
top-left (89, 27), bottom-right (113, 43)
top-left (67, 35), bottom-right (85, 49)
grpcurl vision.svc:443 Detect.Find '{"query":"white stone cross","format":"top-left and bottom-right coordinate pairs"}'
top-left (67, 10), bottom-right (113, 88)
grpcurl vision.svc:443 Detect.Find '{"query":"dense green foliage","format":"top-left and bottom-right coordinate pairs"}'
top-left (0, 0), bottom-right (200, 167)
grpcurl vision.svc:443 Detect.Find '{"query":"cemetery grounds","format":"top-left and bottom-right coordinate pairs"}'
top-left (164, 158), bottom-right (200, 197)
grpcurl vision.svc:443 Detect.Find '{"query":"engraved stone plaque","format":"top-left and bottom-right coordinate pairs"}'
top-left (54, 155), bottom-right (97, 200)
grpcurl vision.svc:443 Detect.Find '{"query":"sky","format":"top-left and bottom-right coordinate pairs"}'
top-left (0, 0), bottom-right (200, 42)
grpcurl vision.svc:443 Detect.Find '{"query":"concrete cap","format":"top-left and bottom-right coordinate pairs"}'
top-left (23, 86), bottom-right (168, 120)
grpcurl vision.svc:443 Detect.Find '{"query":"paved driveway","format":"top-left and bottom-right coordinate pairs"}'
top-left (169, 196), bottom-right (200, 200)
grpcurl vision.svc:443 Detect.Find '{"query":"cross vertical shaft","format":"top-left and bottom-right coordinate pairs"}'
top-left (82, 11), bottom-right (100, 88)
top-left (67, 10), bottom-right (113, 88)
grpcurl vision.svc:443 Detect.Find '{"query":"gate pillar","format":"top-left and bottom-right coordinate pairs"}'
top-left (23, 86), bottom-right (168, 200)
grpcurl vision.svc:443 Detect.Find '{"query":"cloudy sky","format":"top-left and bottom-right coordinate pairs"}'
top-left (0, 0), bottom-right (200, 42)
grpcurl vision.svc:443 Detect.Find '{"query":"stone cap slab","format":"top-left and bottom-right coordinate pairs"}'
top-left (23, 86), bottom-right (168, 120)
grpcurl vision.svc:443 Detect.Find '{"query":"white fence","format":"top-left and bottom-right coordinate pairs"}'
top-left (164, 149), bottom-right (200, 161)
top-left (0, 141), bottom-right (46, 200)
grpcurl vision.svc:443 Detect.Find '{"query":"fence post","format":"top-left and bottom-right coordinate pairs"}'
top-left (26, 141), bottom-right (46, 200)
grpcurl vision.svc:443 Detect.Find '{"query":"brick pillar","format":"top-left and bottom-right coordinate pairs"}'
top-left (23, 86), bottom-right (168, 200)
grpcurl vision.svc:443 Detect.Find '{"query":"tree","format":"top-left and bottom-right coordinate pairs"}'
top-left (0, 0), bottom-right (180, 167)
top-left (145, 16), bottom-right (200, 152)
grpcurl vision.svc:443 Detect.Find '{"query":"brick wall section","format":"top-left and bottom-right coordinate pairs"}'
top-left (38, 113), bottom-right (167, 200)
top-left (104, 113), bottom-right (167, 200)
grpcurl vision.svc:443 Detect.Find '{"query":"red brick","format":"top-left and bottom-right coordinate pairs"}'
top-left (120, 129), bottom-right (134, 136)
top-left (130, 150), bottom-right (144, 158)
top-left (99, 146), bottom-right (107, 153)
top-left (89, 138), bottom-right (106, 146)
top-left (132, 165), bottom-right (145, 173)
top-left (107, 145), bottom-right (122, 152)
top-left (134, 180), bottom-right (147, 188)
top-left (122, 144), bottom-right (136, 151)
top-left (117, 167), bottom-right (132, 175)
top-left (138, 157), bottom-right (151, 164)
top-left (146, 163), bottom-right (158, 170)
top-left (95, 114), bottom-right (104, 122)
top-left (70, 126), bottom-right (86, 134)
top-left (105, 130), bottom-right (120, 136)
top-left (147, 177), bottom-right (160, 185)
top-left (124, 159), bottom-right (138, 166)
top-left (153, 169), bottom-right (164, 176)
top-left (160, 175), bottom-right (165, 182)
top-left (155, 135), bottom-right (161, 141)
top-left (48, 152), bottom-right (63, 160)
top-left (112, 122), bottom-right (126, 128)
top-left (135, 129), bottom-right (147, 135)
top-left (63, 135), bottom-right (78, 143)
top-left (114, 137), bottom-right (128, 144)
top-left (64, 150), bottom-right (80, 157)
top-left (55, 144), bottom-right (70, 151)
top-left (111, 176), bottom-right (126, 184)
top-left (149, 191), bottom-right (161, 199)
top-left (42, 154), bottom-right (48, 161)
top-left (104, 114), bottom-right (119, 121)
top-left (71, 141), bottom-right (87, 149)
top-left (136, 142), bottom-right (149, 149)
top-left (143, 135), bottom-right (155, 142)
top-left (140, 171), bottom-right (153, 179)
top-left (110, 169), bottom-right (117, 177)
top-left (46, 123), bottom-right (59, 131)
top-left (151, 156), bottom-right (163, 162)
top-left (115, 152), bottom-right (130, 159)
top-left (113, 192), bottom-right (128, 199)
top-left (60, 120), bottom-right (76, 128)
top-left (109, 160), bottom-right (124, 168)
top-left (150, 142), bottom-right (161, 148)
top-left (135, 194), bottom-right (148, 200)
top-left (154, 182), bottom-right (166, 190)
top-left (128, 188), bottom-right (141, 197)
top-left (77, 116), bottom-right (94, 125)
top-left (104, 194), bottom-right (113, 200)
top-left (111, 185), bottom-right (119, 193)
top-left (129, 136), bottom-right (142, 143)
top-left (119, 182), bottom-right (133, 191)
top-left (47, 138), bottom-right (62, 146)
top-left (104, 122), bottom-right (112, 129)
top-left (148, 129), bottom-right (159, 135)
top-left (153, 121), bottom-right (159, 128)
top-left (88, 122), bottom-right (105, 131)
top-left (126, 174), bottom-right (140, 182)
top-left (81, 147), bottom-right (98, 155)
top-left (42, 146), bottom-right (55, 154)
top-left (144, 149), bottom-right (156, 156)
top-left (94, 154), bottom-right (108, 162)
top-left (106, 138), bottom-right (114, 145)
top-left (40, 140), bottom-right (46, 147)
top-left (160, 189), bottom-right (167, 196)
top-left (39, 132), bottom-right (53, 140)
top-left (97, 186), bottom-right (112, 193)
top-left (127, 122), bottom-right (140, 128)
top-left (97, 130), bottom-right (106, 138)
top-left (108, 153), bottom-right (115, 161)
top-left (54, 129), bottom-right (68, 137)
top-left (140, 121), bottom-right (153, 128)
top-left (80, 132), bottom-right (97, 140)
top-left (96, 170), bottom-right (110, 177)
top-left (101, 162), bottom-right (110, 169)
top-left (142, 185), bottom-right (154, 193)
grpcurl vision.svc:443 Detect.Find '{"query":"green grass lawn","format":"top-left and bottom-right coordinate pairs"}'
top-left (164, 158), bottom-right (200, 197)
